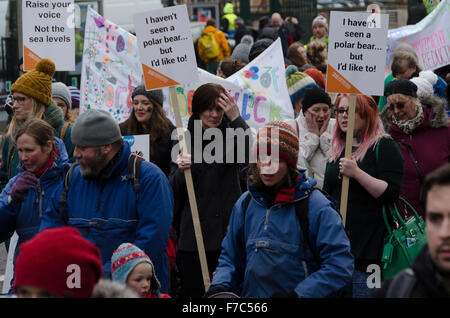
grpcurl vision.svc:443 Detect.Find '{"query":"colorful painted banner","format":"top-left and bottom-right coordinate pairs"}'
top-left (386, 0), bottom-right (450, 73)
top-left (80, 8), bottom-right (293, 128)
top-left (162, 38), bottom-right (294, 129)
top-left (80, 7), bottom-right (143, 123)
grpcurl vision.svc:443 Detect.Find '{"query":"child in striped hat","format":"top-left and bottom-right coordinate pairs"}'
top-left (111, 243), bottom-right (170, 298)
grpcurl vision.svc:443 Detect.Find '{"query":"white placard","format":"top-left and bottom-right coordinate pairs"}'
top-left (326, 11), bottom-right (389, 96)
top-left (123, 135), bottom-right (150, 161)
top-left (22, 0), bottom-right (75, 71)
top-left (133, 5), bottom-right (198, 90)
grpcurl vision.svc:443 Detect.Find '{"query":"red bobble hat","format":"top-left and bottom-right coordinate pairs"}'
top-left (13, 227), bottom-right (103, 298)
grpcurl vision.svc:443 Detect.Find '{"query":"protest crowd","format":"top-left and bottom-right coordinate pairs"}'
top-left (1, 1), bottom-right (450, 300)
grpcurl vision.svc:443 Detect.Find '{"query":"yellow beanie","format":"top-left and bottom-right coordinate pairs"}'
top-left (11, 58), bottom-right (55, 106)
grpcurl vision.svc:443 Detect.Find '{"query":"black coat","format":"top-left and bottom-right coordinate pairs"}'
top-left (234, 25), bottom-right (252, 46)
top-left (169, 114), bottom-right (250, 251)
top-left (372, 246), bottom-right (450, 298)
top-left (119, 118), bottom-right (176, 177)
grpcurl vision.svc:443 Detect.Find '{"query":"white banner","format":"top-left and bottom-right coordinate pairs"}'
top-left (386, 0), bottom-right (450, 73)
top-left (81, 8), bottom-right (293, 129)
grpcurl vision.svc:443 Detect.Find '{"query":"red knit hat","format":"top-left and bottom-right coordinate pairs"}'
top-left (13, 227), bottom-right (103, 298)
top-left (304, 68), bottom-right (326, 89)
top-left (255, 121), bottom-right (299, 168)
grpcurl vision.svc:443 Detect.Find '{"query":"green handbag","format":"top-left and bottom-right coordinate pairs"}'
top-left (375, 140), bottom-right (427, 280)
top-left (381, 198), bottom-right (427, 280)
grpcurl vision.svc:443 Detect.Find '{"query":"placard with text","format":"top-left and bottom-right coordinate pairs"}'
top-left (22, 0), bottom-right (75, 71)
top-left (326, 11), bottom-right (389, 96)
top-left (133, 5), bottom-right (198, 90)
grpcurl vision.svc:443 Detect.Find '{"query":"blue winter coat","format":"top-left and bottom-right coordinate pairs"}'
top-left (39, 142), bottom-right (174, 292)
top-left (0, 137), bottom-right (69, 261)
top-left (210, 175), bottom-right (354, 298)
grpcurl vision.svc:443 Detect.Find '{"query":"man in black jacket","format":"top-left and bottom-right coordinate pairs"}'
top-left (373, 163), bottom-right (450, 298)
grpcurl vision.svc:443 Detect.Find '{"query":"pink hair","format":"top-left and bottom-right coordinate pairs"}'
top-left (330, 94), bottom-right (389, 162)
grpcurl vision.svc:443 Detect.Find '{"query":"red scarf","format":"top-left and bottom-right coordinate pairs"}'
top-left (273, 174), bottom-right (301, 204)
top-left (33, 153), bottom-right (55, 178)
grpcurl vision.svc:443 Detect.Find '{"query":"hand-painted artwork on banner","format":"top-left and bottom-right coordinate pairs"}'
top-left (386, 0), bottom-right (450, 73)
top-left (81, 9), bottom-right (294, 128)
top-left (80, 7), bottom-right (143, 123)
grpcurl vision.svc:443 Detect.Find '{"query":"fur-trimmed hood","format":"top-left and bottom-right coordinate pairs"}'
top-left (380, 94), bottom-right (448, 133)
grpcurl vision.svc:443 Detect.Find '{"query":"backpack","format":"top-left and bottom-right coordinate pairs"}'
top-left (57, 153), bottom-right (178, 271)
top-left (201, 32), bottom-right (220, 59)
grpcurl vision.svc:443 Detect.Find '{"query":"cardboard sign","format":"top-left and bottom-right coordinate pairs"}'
top-left (133, 5), bottom-right (198, 90)
top-left (22, 0), bottom-right (75, 71)
top-left (326, 11), bottom-right (389, 96)
top-left (123, 135), bottom-right (150, 161)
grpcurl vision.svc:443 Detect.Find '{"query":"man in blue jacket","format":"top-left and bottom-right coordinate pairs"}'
top-left (205, 121), bottom-right (354, 298)
top-left (40, 109), bottom-right (174, 292)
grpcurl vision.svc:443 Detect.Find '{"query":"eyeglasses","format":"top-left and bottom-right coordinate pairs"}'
top-left (12, 96), bottom-right (30, 105)
top-left (337, 109), bottom-right (349, 116)
top-left (388, 102), bottom-right (405, 111)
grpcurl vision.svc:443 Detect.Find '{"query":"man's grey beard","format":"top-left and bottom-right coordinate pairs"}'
top-left (77, 149), bottom-right (109, 179)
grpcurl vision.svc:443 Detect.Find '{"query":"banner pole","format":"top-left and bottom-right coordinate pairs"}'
top-left (169, 86), bottom-right (211, 292)
top-left (339, 93), bottom-right (357, 227)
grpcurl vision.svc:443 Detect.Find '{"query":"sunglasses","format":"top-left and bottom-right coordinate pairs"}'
top-left (389, 102), bottom-right (405, 111)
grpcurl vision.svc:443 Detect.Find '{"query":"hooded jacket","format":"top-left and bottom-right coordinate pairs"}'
top-left (39, 141), bottom-right (174, 292)
top-left (210, 174), bottom-right (354, 298)
top-left (0, 137), bottom-right (69, 261)
top-left (0, 102), bottom-right (75, 191)
top-left (198, 25), bottom-right (231, 63)
top-left (380, 94), bottom-right (450, 217)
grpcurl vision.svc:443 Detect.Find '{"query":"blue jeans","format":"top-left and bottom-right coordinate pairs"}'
top-left (352, 270), bottom-right (372, 298)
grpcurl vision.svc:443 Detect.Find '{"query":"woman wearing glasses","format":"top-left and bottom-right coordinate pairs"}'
top-left (380, 79), bottom-right (450, 218)
top-left (323, 94), bottom-right (404, 298)
top-left (0, 59), bottom-right (74, 191)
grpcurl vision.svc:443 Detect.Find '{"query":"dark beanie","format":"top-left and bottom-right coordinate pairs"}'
top-left (301, 86), bottom-right (332, 113)
top-left (131, 85), bottom-right (164, 106)
top-left (249, 38), bottom-right (274, 62)
top-left (384, 78), bottom-right (418, 98)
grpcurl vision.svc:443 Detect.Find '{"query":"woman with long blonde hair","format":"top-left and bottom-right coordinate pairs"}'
top-left (323, 94), bottom-right (404, 298)
top-left (0, 59), bottom-right (74, 190)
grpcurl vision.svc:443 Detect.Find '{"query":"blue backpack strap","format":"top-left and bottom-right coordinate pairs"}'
top-left (127, 153), bottom-right (144, 200)
top-left (58, 163), bottom-right (79, 226)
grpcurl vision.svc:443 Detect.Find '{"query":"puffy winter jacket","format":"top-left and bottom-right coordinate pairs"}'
top-left (39, 142), bottom-right (174, 292)
top-left (210, 174), bottom-right (354, 298)
top-left (198, 25), bottom-right (231, 63)
top-left (0, 137), bottom-right (69, 261)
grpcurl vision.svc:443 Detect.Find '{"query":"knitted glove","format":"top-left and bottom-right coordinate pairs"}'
top-left (9, 171), bottom-right (39, 202)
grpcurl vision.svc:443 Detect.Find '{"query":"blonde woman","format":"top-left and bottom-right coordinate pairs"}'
top-left (0, 59), bottom-right (74, 190)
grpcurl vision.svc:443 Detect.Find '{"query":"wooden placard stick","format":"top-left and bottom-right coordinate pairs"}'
top-left (339, 93), bottom-right (357, 227)
top-left (169, 86), bottom-right (211, 292)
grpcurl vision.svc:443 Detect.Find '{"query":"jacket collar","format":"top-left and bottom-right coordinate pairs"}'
top-left (248, 172), bottom-right (317, 207)
top-left (411, 246), bottom-right (450, 297)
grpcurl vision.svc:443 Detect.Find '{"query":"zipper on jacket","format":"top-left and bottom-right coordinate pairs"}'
top-left (96, 183), bottom-right (106, 212)
top-left (36, 183), bottom-right (44, 217)
top-left (262, 194), bottom-right (310, 231)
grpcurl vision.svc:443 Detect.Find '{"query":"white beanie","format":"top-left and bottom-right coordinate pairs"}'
top-left (410, 70), bottom-right (438, 98)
